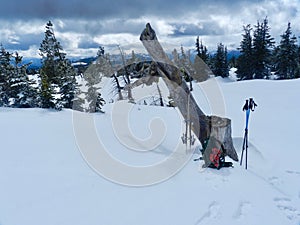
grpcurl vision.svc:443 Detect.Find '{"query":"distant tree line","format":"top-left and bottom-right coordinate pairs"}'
top-left (195, 18), bottom-right (300, 80)
top-left (1, 18), bottom-right (300, 110)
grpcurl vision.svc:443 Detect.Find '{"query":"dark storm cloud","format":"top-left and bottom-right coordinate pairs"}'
top-left (1, 0), bottom-right (298, 57)
top-left (54, 19), bottom-right (145, 36)
top-left (0, 0), bottom-right (263, 20)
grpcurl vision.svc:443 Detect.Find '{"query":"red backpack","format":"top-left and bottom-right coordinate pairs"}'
top-left (209, 147), bottom-right (222, 168)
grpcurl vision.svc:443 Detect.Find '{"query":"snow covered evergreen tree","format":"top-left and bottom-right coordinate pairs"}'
top-left (95, 93), bottom-right (105, 113)
top-left (10, 52), bottom-right (37, 108)
top-left (39, 21), bottom-right (65, 85)
top-left (252, 18), bottom-right (275, 79)
top-left (84, 54), bottom-right (108, 112)
top-left (39, 20), bottom-right (80, 109)
top-left (57, 58), bottom-right (80, 109)
top-left (298, 45), bottom-right (300, 78)
top-left (85, 78), bottom-right (105, 113)
top-left (274, 22), bottom-right (299, 79)
top-left (236, 24), bottom-right (254, 80)
top-left (212, 43), bottom-right (229, 78)
top-left (0, 45), bottom-right (12, 106)
top-left (39, 21), bottom-right (62, 108)
top-left (0, 46), bottom-right (37, 108)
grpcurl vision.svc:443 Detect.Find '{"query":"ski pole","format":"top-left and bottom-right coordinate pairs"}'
top-left (240, 98), bottom-right (257, 169)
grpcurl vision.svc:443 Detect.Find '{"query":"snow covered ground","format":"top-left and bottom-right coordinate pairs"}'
top-left (1, 77), bottom-right (300, 225)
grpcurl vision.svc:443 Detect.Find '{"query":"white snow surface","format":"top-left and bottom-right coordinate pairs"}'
top-left (1, 78), bottom-right (300, 225)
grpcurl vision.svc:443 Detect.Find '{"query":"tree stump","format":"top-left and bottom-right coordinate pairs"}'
top-left (200, 115), bottom-right (238, 161)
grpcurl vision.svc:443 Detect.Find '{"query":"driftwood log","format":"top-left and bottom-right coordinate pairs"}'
top-left (140, 23), bottom-right (238, 161)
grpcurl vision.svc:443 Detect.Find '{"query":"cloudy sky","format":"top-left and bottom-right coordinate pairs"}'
top-left (0, 0), bottom-right (299, 58)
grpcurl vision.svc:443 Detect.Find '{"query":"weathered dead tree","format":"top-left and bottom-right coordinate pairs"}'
top-left (140, 23), bottom-right (238, 161)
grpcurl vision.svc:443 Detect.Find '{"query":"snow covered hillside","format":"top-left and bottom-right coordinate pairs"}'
top-left (1, 78), bottom-right (300, 225)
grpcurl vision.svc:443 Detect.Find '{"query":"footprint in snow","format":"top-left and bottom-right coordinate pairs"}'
top-left (274, 197), bottom-right (300, 220)
top-left (286, 170), bottom-right (300, 176)
top-left (233, 201), bottom-right (252, 220)
top-left (268, 176), bottom-right (282, 186)
top-left (195, 201), bottom-right (221, 225)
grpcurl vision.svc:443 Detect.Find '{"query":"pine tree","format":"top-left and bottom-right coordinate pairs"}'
top-left (229, 55), bottom-right (237, 68)
top-left (95, 93), bottom-right (105, 113)
top-left (39, 21), bottom-right (61, 108)
top-left (0, 46), bottom-right (37, 108)
top-left (252, 18), bottom-right (275, 79)
top-left (86, 79), bottom-right (102, 113)
top-left (298, 45), bottom-right (300, 78)
top-left (236, 24), bottom-right (254, 80)
top-left (195, 36), bottom-right (209, 63)
top-left (39, 20), bottom-right (79, 109)
top-left (212, 43), bottom-right (229, 78)
top-left (97, 46), bottom-right (105, 58)
top-left (10, 52), bottom-right (37, 108)
top-left (39, 72), bottom-right (56, 108)
top-left (58, 58), bottom-right (80, 109)
top-left (274, 22), bottom-right (299, 79)
top-left (84, 54), bottom-right (108, 112)
top-left (0, 45), bottom-right (12, 106)
top-left (39, 21), bottom-right (65, 85)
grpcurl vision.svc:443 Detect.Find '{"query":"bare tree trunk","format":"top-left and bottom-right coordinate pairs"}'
top-left (118, 45), bottom-right (134, 102)
top-left (112, 74), bottom-right (124, 101)
top-left (140, 23), bottom-right (238, 161)
top-left (156, 83), bottom-right (164, 107)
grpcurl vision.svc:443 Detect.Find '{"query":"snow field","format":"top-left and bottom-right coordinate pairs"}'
top-left (0, 78), bottom-right (300, 225)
